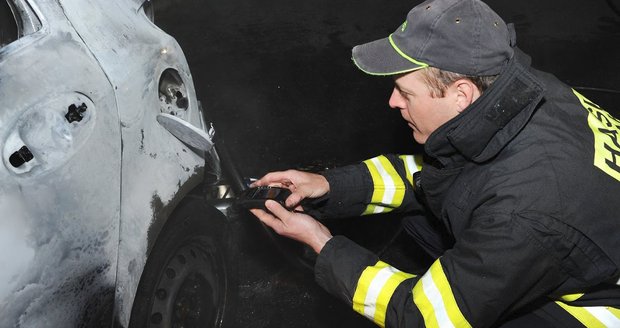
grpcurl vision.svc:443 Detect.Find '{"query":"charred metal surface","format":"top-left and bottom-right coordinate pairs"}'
top-left (0, 0), bottom-right (209, 327)
top-left (0, 1), bottom-right (121, 326)
top-left (146, 168), bottom-right (204, 256)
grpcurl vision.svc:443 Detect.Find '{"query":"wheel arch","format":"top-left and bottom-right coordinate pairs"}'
top-left (126, 183), bottom-right (234, 328)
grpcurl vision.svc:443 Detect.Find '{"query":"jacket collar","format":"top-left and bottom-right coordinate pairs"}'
top-left (424, 49), bottom-right (546, 167)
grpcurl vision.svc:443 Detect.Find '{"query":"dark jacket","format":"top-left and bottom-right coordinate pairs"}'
top-left (313, 50), bottom-right (620, 327)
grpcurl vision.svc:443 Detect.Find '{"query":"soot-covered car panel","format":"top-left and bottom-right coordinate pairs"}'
top-left (0, 0), bottom-right (208, 326)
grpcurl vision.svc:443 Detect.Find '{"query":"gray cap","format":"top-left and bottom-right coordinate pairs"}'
top-left (352, 0), bottom-right (515, 76)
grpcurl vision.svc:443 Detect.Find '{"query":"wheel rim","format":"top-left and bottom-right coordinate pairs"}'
top-left (149, 239), bottom-right (226, 327)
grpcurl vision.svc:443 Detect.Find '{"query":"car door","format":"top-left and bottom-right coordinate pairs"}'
top-left (0, 0), bottom-right (121, 327)
top-left (55, 0), bottom-right (209, 325)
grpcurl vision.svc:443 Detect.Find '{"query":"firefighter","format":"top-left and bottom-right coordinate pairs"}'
top-left (250, 0), bottom-right (620, 326)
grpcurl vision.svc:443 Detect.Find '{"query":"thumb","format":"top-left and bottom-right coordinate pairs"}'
top-left (285, 192), bottom-right (304, 208)
top-left (265, 200), bottom-right (291, 220)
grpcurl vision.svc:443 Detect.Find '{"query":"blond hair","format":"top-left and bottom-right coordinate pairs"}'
top-left (420, 67), bottom-right (498, 98)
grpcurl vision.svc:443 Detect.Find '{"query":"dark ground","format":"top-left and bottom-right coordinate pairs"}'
top-left (155, 1), bottom-right (620, 327)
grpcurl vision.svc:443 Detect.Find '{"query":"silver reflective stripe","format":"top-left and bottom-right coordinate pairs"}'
top-left (363, 266), bottom-right (400, 318)
top-left (420, 271), bottom-right (456, 328)
top-left (370, 157), bottom-right (396, 214)
top-left (585, 307), bottom-right (620, 327)
top-left (404, 155), bottom-right (419, 175)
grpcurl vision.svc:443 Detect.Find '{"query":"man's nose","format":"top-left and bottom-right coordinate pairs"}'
top-left (388, 88), bottom-right (403, 109)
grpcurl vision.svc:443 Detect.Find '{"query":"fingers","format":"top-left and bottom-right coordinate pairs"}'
top-left (250, 170), bottom-right (328, 204)
top-left (249, 201), bottom-right (292, 226)
top-left (251, 171), bottom-right (293, 187)
top-left (251, 201), bottom-right (331, 253)
top-left (249, 208), bottom-right (283, 230)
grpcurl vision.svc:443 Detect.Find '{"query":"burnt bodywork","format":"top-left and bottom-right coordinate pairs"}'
top-left (0, 0), bottom-right (209, 326)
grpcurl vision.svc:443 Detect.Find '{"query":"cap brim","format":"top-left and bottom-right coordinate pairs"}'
top-left (352, 36), bottom-right (427, 76)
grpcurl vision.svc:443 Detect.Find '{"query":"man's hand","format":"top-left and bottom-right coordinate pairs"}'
top-left (250, 200), bottom-right (332, 253)
top-left (251, 170), bottom-right (330, 208)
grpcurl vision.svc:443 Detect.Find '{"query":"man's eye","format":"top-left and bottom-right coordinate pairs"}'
top-left (399, 89), bottom-right (412, 97)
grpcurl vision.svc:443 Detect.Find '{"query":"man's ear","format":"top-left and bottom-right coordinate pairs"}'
top-left (454, 79), bottom-right (481, 112)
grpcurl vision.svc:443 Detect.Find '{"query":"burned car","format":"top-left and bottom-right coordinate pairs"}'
top-left (0, 0), bottom-right (236, 327)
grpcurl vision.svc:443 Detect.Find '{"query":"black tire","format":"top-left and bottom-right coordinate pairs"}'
top-left (129, 196), bottom-right (234, 328)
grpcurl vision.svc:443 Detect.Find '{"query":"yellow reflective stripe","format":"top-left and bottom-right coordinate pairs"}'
top-left (362, 156), bottom-right (406, 215)
top-left (388, 34), bottom-right (429, 68)
top-left (414, 154), bottom-right (424, 171)
top-left (363, 158), bottom-right (386, 215)
top-left (378, 156), bottom-right (406, 208)
top-left (429, 261), bottom-right (472, 327)
top-left (556, 302), bottom-right (620, 328)
top-left (352, 261), bottom-right (415, 328)
top-left (399, 155), bottom-right (420, 186)
top-left (560, 293), bottom-right (585, 302)
top-left (374, 268), bottom-right (416, 327)
top-left (364, 205), bottom-right (398, 214)
top-left (556, 302), bottom-right (605, 328)
top-left (366, 205), bottom-right (394, 214)
top-left (364, 204), bottom-right (378, 215)
top-left (413, 279), bottom-right (440, 328)
top-left (353, 261), bottom-right (389, 315)
top-left (413, 260), bottom-right (472, 328)
top-left (400, 155), bottom-right (413, 185)
top-left (587, 307), bottom-right (620, 327)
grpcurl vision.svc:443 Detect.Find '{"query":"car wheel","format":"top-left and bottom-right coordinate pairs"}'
top-left (130, 196), bottom-right (234, 328)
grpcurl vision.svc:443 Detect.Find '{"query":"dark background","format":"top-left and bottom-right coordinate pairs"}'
top-left (156, 0), bottom-right (620, 178)
top-left (154, 1), bottom-right (620, 326)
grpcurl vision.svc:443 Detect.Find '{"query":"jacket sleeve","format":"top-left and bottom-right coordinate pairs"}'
top-left (315, 212), bottom-right (570, 328)
top-left (314, 154), bottom-right (424, 218)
